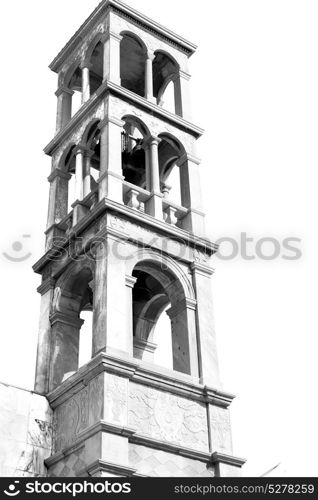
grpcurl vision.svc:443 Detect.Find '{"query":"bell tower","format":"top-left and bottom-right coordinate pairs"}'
top-left (34, 0), bottom-right (245, 477)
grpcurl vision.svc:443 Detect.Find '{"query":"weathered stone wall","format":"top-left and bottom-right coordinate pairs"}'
top-left (0, 383), bottom-right (52, 477)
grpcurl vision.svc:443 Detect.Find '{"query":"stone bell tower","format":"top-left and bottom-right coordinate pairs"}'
top-left (33, 0), bottom-right (245, 477)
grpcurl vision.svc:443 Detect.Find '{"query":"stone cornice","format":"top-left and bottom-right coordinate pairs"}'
top-left (47, 352), bottom-right (235, 409)
top-left (37, 277), bottom-right (56, 295)
top-left (211, 452), bottom-right (247, 468)
top-left (33, 199), bottom-right (218, 275)
top-left (45, 417), bottom-right (244, 471)
top-left (49, 0), bottom-right (197, 74)
top-left (85, 460), bottom-right (137, 477)
top-left (44, 80), bottom-right (203, 157)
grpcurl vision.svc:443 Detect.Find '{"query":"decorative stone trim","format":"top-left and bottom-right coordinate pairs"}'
top-left (177, 153), bottom-right (201, 166)
top-left (98, 115), bottom-right (125, 129)
top-left (49, 0), bottom-right (197, 73)
top-left (33, 201), bottom-right (218, 275)
top-left (47, 168), bottom-right (71, 182)
top-left (55, 86), bottom-right (74, 97)
top-left (85, 460), bottom-right (137, 477)
top-left (130, 433), bottom-right (212, 462)
top-left (47, 353), bottom-right (235, 409)
top-left (191, 261), bottom-right (215, 277)
top-left (50, 311), bottom-right (84, 329)
top-left (125, 275), bottom-right (137, 288)
top-left (37, 277), bottom-right (56, 295)
top-left (133, 338), bottom-right (157, 355)
top-left (211, 452), bottom-right (246, 468)
top-left (44, 81), bottom-right (203, 157)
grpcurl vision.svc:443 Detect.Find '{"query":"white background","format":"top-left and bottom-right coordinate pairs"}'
top-left (0, 0), bottom-right (317, 477)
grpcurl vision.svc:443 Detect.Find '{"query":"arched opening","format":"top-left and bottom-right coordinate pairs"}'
top-left (63, 145), bottom-right (77, 214)
top-left (131, 260), bottom-right (194, 375)
top-left (83, 121), bottom-right (101, 195)
top-left (120, 33), bottom-right (146, 97)
top-left (89, 41), bottom-right (103, 94)
top-left (66, 65), bottom-right (82, 117)
top-left (153, 51), bottom-right (179, 114)
top-left (152, 305), bottom-right (173, 370)
top-left (158, 134), bottom-right (183, 206)
top-left (51, 264), bottom-right (94, 389)
top-left (122, 117), bottom-right (147, 189)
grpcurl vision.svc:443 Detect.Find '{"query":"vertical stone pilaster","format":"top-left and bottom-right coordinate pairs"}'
top-left (167, 298), bottom-right (199, 377)
top-left (49, 312), bottom-right (84, 391)
top-left (125, 275), bottom-right (137, 356)
top-left (92, 235), bottom-right (129, 358)
top-left (174, 69), bottom-right (192, 121)
top-left (102, 31), bottom-right (122, 85)
top-left (178, 153), bottom-right (206, 235)
top-left (98, 116), bottom-right (125, 203)
top-left (55, 86), bottom-right (73, 133)
top-left (34, 278), bottom-right (56, 394)
top-left (191, 262), bottom-right (221, 387)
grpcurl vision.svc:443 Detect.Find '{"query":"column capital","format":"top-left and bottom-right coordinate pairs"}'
top-left (37, 277), bottom-right (56, 295)
top-left (47, 168), bottom-right (71, 183)
top-left (74, 144), bottom-right (88, 156)
top-left (177, 153), bottom-right (201, 167)
top-left (144, 135), bottom-right (161, 147)
top-left (125, 275), bottom-right (137, 289)
top-left (101, 29), bottom-right (123, 43)
top-left (191, 261), bottom-right (215, 276)
top-left (167, 298), bottom-right (197, 318)
top-left (80, 61), bottom-right (92, 70)
top-left (55, 86), bottom-right (74, 97)
top-left (50, 311), bottom-right (84, 329)
top-left (179, 69), bottom-right (191, 81)
top-left (146, 50), bottom-right (156, 61)
top-left (99, 116), bottom-right (125, 130)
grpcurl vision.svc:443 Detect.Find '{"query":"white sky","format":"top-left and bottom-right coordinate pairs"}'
top-left (0, 0), bottom-right (317, 477)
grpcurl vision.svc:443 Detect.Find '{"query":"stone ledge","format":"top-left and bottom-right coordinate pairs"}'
top-left (44, 80), bottom-right (203, 158)
top-left (84, 459), bottom-right (137, 477)
top-left (49, 0), bottom-right (197, 74)
top-left (47, 352), bottom-right (235, 409)
top-left (211, 452), bottom-right (246, 468)
top-left (33, 199), bottom-right (217, 275)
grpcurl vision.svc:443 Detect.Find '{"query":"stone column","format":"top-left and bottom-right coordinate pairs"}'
top-left (83, 150), bottom-right (94, 198)
top-left (167, 298), bottom-right (199, 377)
top-left (178, 153), bottom-right (206, 235)
top-left (125, 275), bottom-right (137, 356)
top-left (92, 235), bottom-right (129, 358)
top-left (81, 64), bottom-right (91, 103)
top-left (34, 278), bottom-right (55, 394)
top-left (55, 86), bottom-right (74, 133)
top-left (173, 70), bottom-right (192, 121)
top-left (102, 31), bottom-right (122, 85)
top-left (49, 312), bottom-right (84, 391)
top-left (98, 116), bottom-right (124, 203)
top-left (144, 51), bottom-right (155, 102)
top-left (144, 136), bottom-right (163, 219)
top-left (74, 147), bottom-right (84, 201)
top-left (191, 262), bottom-right (221, 387)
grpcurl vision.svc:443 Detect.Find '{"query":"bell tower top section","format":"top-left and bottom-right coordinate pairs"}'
top-left (44, 0), bottom-right (207, 251)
